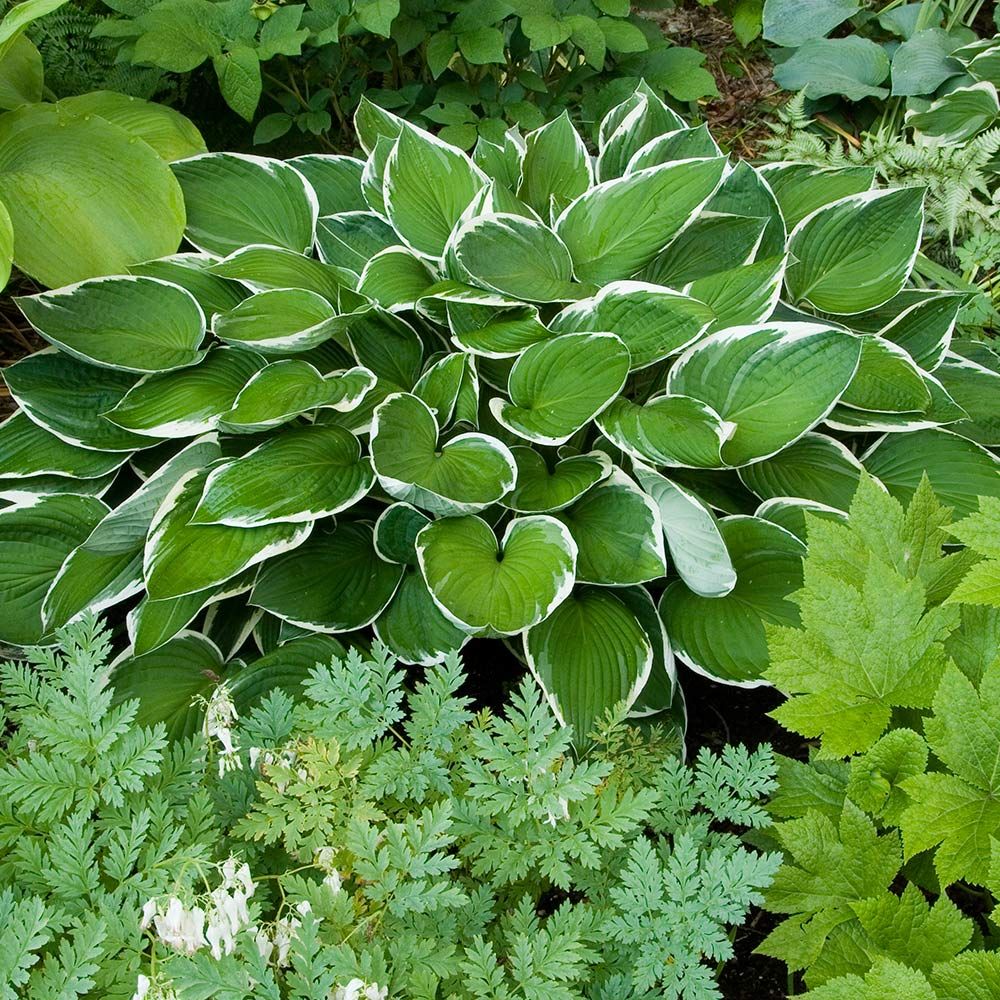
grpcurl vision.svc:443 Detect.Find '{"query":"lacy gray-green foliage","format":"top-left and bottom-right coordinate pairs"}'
top-left (0, 617), bottom-right (780, 999)
top-left (756, 478), bottom-right (1000, 998)
top-left (4, 81), bottom-right (1000, 739)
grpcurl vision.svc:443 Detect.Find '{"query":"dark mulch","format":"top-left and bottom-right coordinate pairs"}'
top-left (1, 273), bottom-right (44, 417)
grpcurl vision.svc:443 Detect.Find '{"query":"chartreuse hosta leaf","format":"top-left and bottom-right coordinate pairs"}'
top-left (104, 347), bottom-right (266, 438)
top-left (660, 516), bottom-right (806, 685)
top-left (526, 586), bottom-right (654, 741)
top-left (191, 425), bottom-right (373, 527)
top-left (251, 522), bottom-right (403, 632)
top-left (17, 277), bottom-right (206, 373)
top-left (144, 466), bottom-right (312, 600)
top-left (44, 436), bottom-right (220, 630)
top-left (666, 322), bottom-right (863, 466)
top-left (370, 392), bottom-right (516, 516)
top-left (549, 281), bottom-right (713, 369)
top-left (416, 515), bottom-right (577, 635)
top-left (490, 333), bottom-right (631, 445)
top-left (502, 448), bottom-right (612, 513)
top-left (784, 189), bottom-right (925, 315)
top-left (554, 471), bottom-right (666, 586)
top-left (0, 411), bottom-right (128, 480)
top-left (220, 361), bottom-right (375, 433)
top-left (632, 462), bottom-right (736, 598)
top-left (171, 152), bottom-right (318, 256)
top-left (384, 122), bottom-right (486, 258)
top-left (0, 494), bottom-right (109, 645)
top-left (212, 288), bottom-right (341, 354)
top-left (555, 156), bottom-right (729, 283)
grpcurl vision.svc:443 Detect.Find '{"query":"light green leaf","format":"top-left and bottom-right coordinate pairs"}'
top-left (213, 45), bottom-right (261, 121)
top-left (876, 292), bottom-right (960, 370)
top-left (644, 214), bottom-right (767, 288)
top-left (625, 124), bottom-right (722, 174)
top-left (0, 0), bottom-right (70, 61)
top-left (0, 35), bottom-right (43, 110)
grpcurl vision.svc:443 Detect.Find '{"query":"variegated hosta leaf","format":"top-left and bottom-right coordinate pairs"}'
top-left (517, 111), bottom-right (591, 216)
top-left (526, 586), bottom-right (654, 743)
top-left (905, 82), bottom-right (1000, 144)
top-left (130, 253), bottom-right (248, 317)
top-left (213, 288), bottom-right (341, 354)
top-left (288, 153), bottom-right (366, 215)
top-left (357, 247), bottom-right (434, 310)
top-left (757, 162), bottom-right (875, 230)
top-left (876, 293), bottom-right (960, 371)
top-left (934, 352), bottom-right (1000, 447)
top-left (666, 322), bottom-right (863, 466)
top-left (502, 448), bottom-right (612, 513)
top-left (17, 276), bottom-right (206, 373)
top-left (373, 502), bottom-right (430, 565)
top-left (490, 332), bottom-right (631, 445)
top-left (0, 411), bottom-right (129, 480)
top-left (190, 425), bottom-right (374, 527)
top-left (416, 514), bottom-right (577, 635)
top-left (370, 392), bottom-right (516, 516)
top-left (207, 244), bottom-right (348, 301)
top-left (839, 337), bottom-right (931, 414)
top-left (687, 255), bottom-right (787, 332)
top-left (660, 515), bottom-right (806, 686)
top-left (643, 214), bottom-right (767, 288)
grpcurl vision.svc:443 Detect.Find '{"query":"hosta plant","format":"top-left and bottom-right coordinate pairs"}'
top-left (2, 82), bottom-right (1000, 738)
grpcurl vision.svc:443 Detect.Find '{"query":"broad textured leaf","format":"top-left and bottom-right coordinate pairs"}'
top-left (502, 447), bottom-right (611, 513)
top-left (906, 82), bottom-right (1000, 144)
top-left (687, 255), bottom-right (787, 332)
top-left (0, 411), bottom-right (128, 480)
top-left (517, 111), bottom-right (591, 216)
top-left (840, 337), bottom-right (931, 414)
top-left (207, 244), bottom-right (348, 301)
top-left (373, 501), bottom-right (430, 564)
top-left (773, 37), bottom-right (891, 101)
top-left (288, 154), bottom-right (366, 215)
top-left (762, 0), bottom-right (859, 46)
top-left (131, 253), bottom-right (248, 317)
top-left (758, 163), bottom-right (875, 230)
top-left (891, 28), bottom-right (963, 97)
top-left (644, 214), bottom-right (767, 288)
top-left (357, 247), bottom-right (434, 310)
top-left (877, 293), bottom-right (959, 370)
top-left (934, 353), bottom-right (1000, 446)
top-left (213, 288), bottom-right (340, 354)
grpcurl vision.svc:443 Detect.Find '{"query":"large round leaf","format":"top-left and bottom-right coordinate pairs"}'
top-left (632, 461), bottom-right (737, 598)
top-left (490, 333), bottom-right (631, 445)
top-left (370, 392), bottom-right (516, 516)
top-left (666, 322), bottom-right (862, 466)
top-left (172, 152), bottom-right (318, 256)
top-left (660, 515), bottom-right (806, 685)
top-left (0, 493), bottom-right (108, 645)
top-left (144, 467), bottom-right (312, 599)
top-left (213, 288), bottom-right (338, 354)
top-left (502, 447), bottom-right (612, 513)
top-left (0, 103), bottom-right (186, 288)
top-left (416, 514), bottom-right (577, 635)
top-left (554, 471), bottom-right (666, 585)
top-left (191, 425), bottom-right (374, 527)
top-left (525, 586), bottom-right (653, 741)
top-left (862, 429), bottom-right (1000, 517)
top-left (785, 189), bottom-right (924, 315)
top-left (773, 36), bottom-right (891, 101)
top-left (17, 276), bottom-right (206, 373)
top-left (251, 522), bottom-right (403, 632)
top-left (549, 280), bottom-right (713, 369)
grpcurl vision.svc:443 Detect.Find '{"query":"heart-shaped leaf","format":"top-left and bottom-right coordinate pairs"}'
top-left (502, 447), bottom-right (612, 513)
top-left (371, 392), bottom-right (516, 516)
top-left (416, 514), bottom-right (577, 635)
top-left (491, 332), bottom-right (630, 445)
top-left (191, 425), bottom-right (373, 527)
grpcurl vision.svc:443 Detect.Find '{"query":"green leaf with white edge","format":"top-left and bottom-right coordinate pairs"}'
top-left (411, 352), bottom-right (471, 425)
top-left (370, 392), bottom-right (516, 516)
top-left (625, 124), bottom-right (722, 174)
top-left (104, 347), bottom-right (266, 438)
top-left (383, 123), bottom-right (486, 258)
top-left (130, 253), bottom-right (248, 318)
top-left (416, 513), bottom-right (577, 635)
top-left (666, 322), bottom-right (863, 466)
top-left (57, 90), bottom-right (207, 161)
top-left (549, 281), bottom-right (713, 369)
top-left (825, 370), bottom-right (968, 434)
top-left (876, 292), bottom-right (960, 370)
top-left (288, 154), bottom-right (366, 215)
top-left (503, 447), bottom-right (612, 513)
top-left (516, 111), bottom-right (592, 217)
top-left (42, 436), bottom-right (220, 630)
top-left (206, 244), bottom-right (348, 302)
top-left (0, 102), bottom-right (186, 288)
top-left (451, 212), bottom-right (579, 303)
top-left (526, 586), bottom-right (653, 740)
top-left (762, 0), bottom-right (859, 46)
top-left (0, 470), bottom-right (116, 503)
top-left (190, 425), bottom-right (373, 527)
top-left (373, 566), bottom-right (469, 665)
top-left (0, 196), bottom-right (11, 290)
top-left (906, 83), bottom-right (1000, 144)
top-left (342, 308), bottom-right (423, 389)
top-left (687, 255), bottom-right (787, 332)
top-left (755, 496), bottom-right (847, 543)
top-left (935, 353), bottom-right (1000, 447)
top-left (785, 188), bottom-right (924, 315)
top-left (251, 521), bottom-right (403, 632)
top-left (0, 411), bottom-right (128, 480)
top-left (315, 211), bottom-right (398, 275)
top-left (212, 288), bottom-right (338, 354)
top-left (449, 304), bottom-right (552, 358)
top-left (597, 92), bottom-right (689, 182)
top-left (220, 362), bottom-right (373, 434)
top-left (758, 163), bottom-right (875, 231)
top-left (774, 37), bottom-right (891, 101)
top-left (704, 159), bottom-right (786, 260)
top-left (891, 28), bottom-right (963, 97)
top-left (863, 428), bottom-right (1000, 518)
top-left (144, 466), bottom-right (312, 599)
top-left (738, 432), bottom-right (866, 512)
top-left (616, 585), bottom-right (677, 718)
top-left (598, 82), bottom-right (684, 149)
top-left (491, 332), bottom-right (630, 445)
top-left (643, 214), bottom-right (767, 288)
top-left (597, 394), bottom-right (734, 469)
top-left (555, 157), bottom-right (729, 283)
top-left (357, 247), bottom-right (434, 310)
top-left (554, 470), bottom-right (666, 586)
top-left (660, 515), bottom-right (806, 686)
top-left (0, 493), bottom-right (109, 646)
top-left (172, 152), bottom-right (318, 256)
top-left (17, 276), bottom-right (206, 373)
top-left (373, 501), bottom-right (430, 564)
top-left (110, 631), bottom-right (225, 739)
top-left (3, 349), bottom-right (153, 452)
top-left (632, 461), bottom-right (737, 598)
top-left (840, 337), bottom-right (932, 413)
